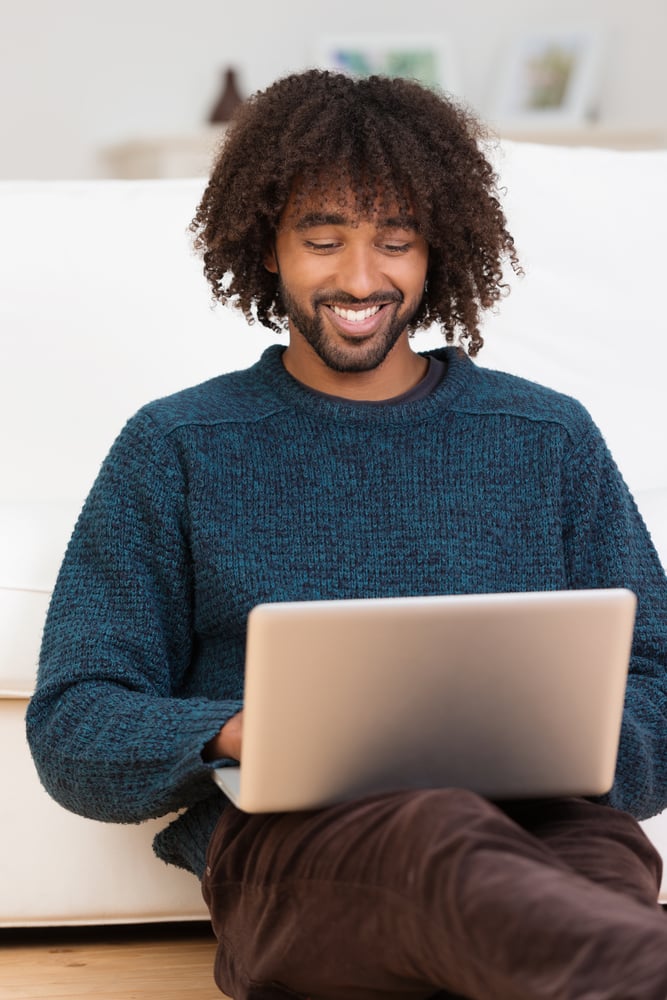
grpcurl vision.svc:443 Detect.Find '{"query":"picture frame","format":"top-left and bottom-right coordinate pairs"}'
top-left (314, 34), bottom-right (461, 97)
top-left (493, 28), bottom-right (604, 127)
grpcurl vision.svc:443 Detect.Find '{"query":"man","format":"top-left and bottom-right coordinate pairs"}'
top-left (27, 70), bottom-right (667, 999)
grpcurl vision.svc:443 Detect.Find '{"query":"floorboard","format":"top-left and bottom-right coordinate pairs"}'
top-left (0, 922), bottom-right (228, 1000)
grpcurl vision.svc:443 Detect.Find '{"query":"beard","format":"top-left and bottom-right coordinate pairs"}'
top-left (278, 281), bottom-right (423, 374)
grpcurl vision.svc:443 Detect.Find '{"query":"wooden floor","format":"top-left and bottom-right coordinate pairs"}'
top-left (0, 922), bottom-right (229, 1000)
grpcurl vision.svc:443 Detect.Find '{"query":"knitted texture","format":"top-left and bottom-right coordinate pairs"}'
top-left (26, 346), bottom-right (667, 877)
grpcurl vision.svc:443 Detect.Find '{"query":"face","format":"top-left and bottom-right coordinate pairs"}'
top-left (265, 187), bottom-right (429, 393)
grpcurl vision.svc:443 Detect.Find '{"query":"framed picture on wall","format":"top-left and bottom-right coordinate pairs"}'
top-left (314, 34), bottom-right (461, 96)
top-left (493, 28), bottom-right (604, 126)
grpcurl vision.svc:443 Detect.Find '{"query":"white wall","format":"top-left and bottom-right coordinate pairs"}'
top-left (1, 0), bottom-right (665, 180)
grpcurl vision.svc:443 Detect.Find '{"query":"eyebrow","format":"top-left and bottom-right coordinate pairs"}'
top-left (293, 211), bottom-right (420, 232)
top-left (294, 212), bottom-right (348, 230)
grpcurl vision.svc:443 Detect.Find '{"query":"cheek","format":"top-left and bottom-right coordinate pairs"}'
top-left (396, 262), bottom-right (429, 299)
top-left (284, 259), bottom-right (335, 297)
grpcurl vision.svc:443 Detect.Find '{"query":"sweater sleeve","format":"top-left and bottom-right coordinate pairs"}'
top-left (25, 410), bottom-right (242, 824)
top-left (561, 414), bottom-right (667, 820)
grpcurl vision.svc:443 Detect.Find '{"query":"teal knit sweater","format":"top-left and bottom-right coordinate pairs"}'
top-left (26, 346), bottom-right (667, 878)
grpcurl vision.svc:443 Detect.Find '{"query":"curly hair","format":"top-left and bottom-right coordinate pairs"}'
top-left (191, 69), bottom-right (520, 355)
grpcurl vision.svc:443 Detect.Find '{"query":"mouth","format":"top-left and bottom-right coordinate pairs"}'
top-left (321, 300), bottom-right (396, 338)
top-left (329, 304), bottom-right (384, 324)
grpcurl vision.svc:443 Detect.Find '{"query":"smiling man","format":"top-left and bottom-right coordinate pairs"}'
top-left (27, 71), bottom-right (667, 1000)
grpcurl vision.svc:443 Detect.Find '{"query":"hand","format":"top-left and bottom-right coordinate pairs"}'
top-left (203, 710), bottom-right (243, 762)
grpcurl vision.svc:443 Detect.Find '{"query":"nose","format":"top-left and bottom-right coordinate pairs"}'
top-left (335, 244), bottom-right (386, 301)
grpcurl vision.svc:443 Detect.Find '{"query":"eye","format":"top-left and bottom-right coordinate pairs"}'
top-left (303, 240), bottom-right (340, 253)
top-left (381, 243), bottom-right (411, 254)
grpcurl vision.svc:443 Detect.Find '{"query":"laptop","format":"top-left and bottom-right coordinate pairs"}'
top-left (212, 588), bottom-right (636, 812)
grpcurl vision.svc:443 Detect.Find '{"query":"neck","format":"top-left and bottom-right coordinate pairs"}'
top-left (282, 329), bottom-right (429, 401)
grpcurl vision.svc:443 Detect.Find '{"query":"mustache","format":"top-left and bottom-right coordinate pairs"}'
top-left (312, 290), bottom-right (403, 308)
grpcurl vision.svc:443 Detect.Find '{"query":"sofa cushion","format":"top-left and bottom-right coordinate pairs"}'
top-left (0, 501), bottom-right (79, 693)
top-left (0, 180), bottom-right (283, 507)
top-left (0, 501), bottom-right (80, 591)
top-left (0, 589), bottom-right (51, 696)
top-left (471, 142), bottom-right (667, 498)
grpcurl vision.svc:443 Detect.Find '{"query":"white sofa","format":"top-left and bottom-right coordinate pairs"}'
top-left (1, 140), bottom-right (666, 926)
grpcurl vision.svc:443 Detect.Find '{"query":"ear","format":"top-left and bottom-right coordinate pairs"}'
top-left (264, 245), bottom-right (278, 274)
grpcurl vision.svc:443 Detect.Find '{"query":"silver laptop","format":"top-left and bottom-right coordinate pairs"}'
top-left (213, 589), bottom-right (635, 812)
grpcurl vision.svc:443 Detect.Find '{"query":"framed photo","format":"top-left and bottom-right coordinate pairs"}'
top-left (314, 34), bottom-right (461, 96)
top-left (493, 28), bottom-right (604, 127)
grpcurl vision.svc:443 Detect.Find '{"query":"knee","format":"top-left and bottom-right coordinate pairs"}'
top-left (363, 788), bottom-right (505, 903)
top-left (375, 787), bottom-right (500, 860)
top-left (394, 786), bottom-right (497, 826)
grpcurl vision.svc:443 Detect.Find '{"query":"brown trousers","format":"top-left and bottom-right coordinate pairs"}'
top-left (202, 789), bottom-right (666, 1000)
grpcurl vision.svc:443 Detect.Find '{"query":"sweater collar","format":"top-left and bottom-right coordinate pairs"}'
top-left (254, 343), bottom-right (476, 425)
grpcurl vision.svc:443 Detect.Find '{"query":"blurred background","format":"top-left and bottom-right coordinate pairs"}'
top-left (1, 0), bottom-right (665, 180)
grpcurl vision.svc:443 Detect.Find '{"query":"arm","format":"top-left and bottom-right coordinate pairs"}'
top-left (562, 417), bottom-right (667, 819)
top-left (26, 410), bottom-right (242, 823)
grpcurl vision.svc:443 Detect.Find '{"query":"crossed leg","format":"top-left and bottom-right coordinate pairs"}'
top-left (202, 789), bottom-right (667, 1000)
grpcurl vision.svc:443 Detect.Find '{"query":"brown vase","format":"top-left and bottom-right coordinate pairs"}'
top-left (208, 68), bottom-right (244, 124)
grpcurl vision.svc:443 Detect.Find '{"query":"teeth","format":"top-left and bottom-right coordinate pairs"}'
top-left (331, 305), bottom-right (382, 323)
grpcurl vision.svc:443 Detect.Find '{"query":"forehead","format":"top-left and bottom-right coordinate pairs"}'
top-left (278, 176), bottom-right (417, 231)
